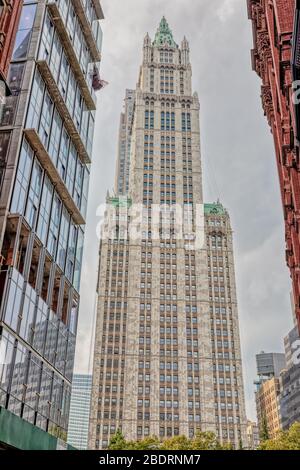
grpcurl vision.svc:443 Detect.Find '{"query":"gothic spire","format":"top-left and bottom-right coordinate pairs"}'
top-left (153, 16), bottom-right (177, 48)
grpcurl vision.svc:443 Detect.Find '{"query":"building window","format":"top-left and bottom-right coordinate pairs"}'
top-left (12, 3), bottom-right (37, 60)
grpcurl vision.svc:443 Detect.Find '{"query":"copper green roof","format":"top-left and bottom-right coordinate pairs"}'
top-left (108, 197), bottom-right (132, 208)
top-left (153, 17), bottom-right (177, 48)
top-left (204, 203), bottom-right (227, 215)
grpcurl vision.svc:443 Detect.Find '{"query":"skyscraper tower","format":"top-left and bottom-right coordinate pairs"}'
top-left (115, 89), bottom-right (135, 195)
top-left (0, 0), bottom-right (103, 446)
top-left (89, 17), bottom-right (247, 449)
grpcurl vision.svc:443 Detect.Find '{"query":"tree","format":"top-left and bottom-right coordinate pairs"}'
top-left (108, 429), bottom-right (233, 451)
top-left (259, 414), bottom-right (269, 442)
top-left (259, 422), bottom-right (300, 450)
top-left (130, 436), bottom-right (160, 450)
top-left (191, 431), bottom-right (227, 450)
top-left (108, 429), bottom-right (128, 450)
top-left (108, 431), bottom-right (160, 450)
top-left (160, 435), bottom-right (191, 450)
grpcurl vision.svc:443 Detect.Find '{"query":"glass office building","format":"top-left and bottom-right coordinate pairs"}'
top-left (0, 0), bottom-right (103, 442)
top-left (67, 374), bottom-right (92, 449)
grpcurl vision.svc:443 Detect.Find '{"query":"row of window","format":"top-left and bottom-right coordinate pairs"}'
top-left (39, 11), bottom-right (95, 149)
top-left (55, 0), bottom-right (102, 61)
top-left (27, 70), bottom-right (91, 207)
top-left (144, 110), bottom-right (192, 131)
top-left (1, 268), bottom-right (77, 375)
top-left (11, 140), bottom-right (84, 286)
top-left (0, 328), bottom-right (71, 433)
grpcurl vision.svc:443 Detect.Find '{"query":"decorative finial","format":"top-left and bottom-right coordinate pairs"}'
top-left (153, 17), bottom-right (177, 48)
top-left (144, 32), bottom-right (151, 45)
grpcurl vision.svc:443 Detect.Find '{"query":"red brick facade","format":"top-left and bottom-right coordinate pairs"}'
top-left (248, 0), bottom-right (300, 330)
top-left (0, 0), bottom-right (22, 83)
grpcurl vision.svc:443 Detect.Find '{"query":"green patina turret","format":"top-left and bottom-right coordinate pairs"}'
top-left (108, 196), bottom-right (132, 208)
top-left (153, 16), bottom-right (177, 48)
top-left (204, 202), bottom-right (227, 216)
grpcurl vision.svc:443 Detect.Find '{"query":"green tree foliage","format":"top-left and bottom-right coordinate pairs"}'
top-left (130, 436), bottom-right (160, 450)
top-left (259, 414), bottom-right (270, 442)
top-left (191, 431), bottom-right (230, 450)
top-left (108, 429), bottom-right (128, 450)
top-left (259, 422), bottom-right (300, 450)
top-left (108, 430), bottom-right (233, 450)
top-left (108, 424), bottom-right (300, 451)
top-left (160, 435), bottom-right (191, 450)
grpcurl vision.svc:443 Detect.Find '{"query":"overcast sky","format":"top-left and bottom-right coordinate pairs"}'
top-left (74, 0), bottom-right (294, 421)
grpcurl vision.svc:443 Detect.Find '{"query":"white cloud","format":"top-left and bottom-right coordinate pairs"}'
top-left (217, 0), bottom-right (238, 22)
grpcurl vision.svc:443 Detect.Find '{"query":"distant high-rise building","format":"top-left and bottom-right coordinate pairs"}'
top-left (247, 0), bottom-right (300, 332)
top-left (89, 17), bottom-right (247, 450)
top-left (256, 352), bottom-right (286, 380)
top-left (254, 351), bottom-right (285, 439)
top-left (115, 89), bottom-right (135, 195)
top-left (279, 325), bottom-right (300, 430)
top-left (68, 374), bottom-right (92, 450)
top-left (0, 0), bottom-right (104, 448)
top-left (204, 203), bottom-right (247, 445)
top-left (256, 377), bottom-right (282, 439)
top-left (246, 420), bottom-right (260, 450)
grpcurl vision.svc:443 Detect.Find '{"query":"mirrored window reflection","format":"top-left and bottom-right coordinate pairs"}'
top-left (0, 331), bottom-right (15, 407)
top-left (66, 224), bottom-right (77, 282)
top-left (60, 381), bottom-right (71, 430)
top-left (12, 4), bottom-right (37, 60)
top-left (10, 139), bottom-right (33, 215)
top-left (25, 159), bottom-right (43, 228)
top-left (73, 228), bottom-right (84, 291)
top-left (8, 342), bottom-right (28, 417)
top-left (3, 271), bottom-right (24, 333)
top-left (19, 283), bottom-right (37, 345)
top-left (0, 131), bottom-right (11, 188)
top-left (38, 364), bottom-right (53, 423)
top-left (23, 354), bottom-right (41, 424)
top-left (36, 175), bottom-right (53, 245)
top-left (33, 298), bottom-right (48, 355)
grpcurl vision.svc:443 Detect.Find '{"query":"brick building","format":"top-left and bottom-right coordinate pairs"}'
top-left (0, 0), bottom-right (22, 89)
top-left (247, 0), bottom-right (300, 330)
top-left (0, 0), bottom-right (23, 191)
top-left (256, 376), bottom-right (282, 439)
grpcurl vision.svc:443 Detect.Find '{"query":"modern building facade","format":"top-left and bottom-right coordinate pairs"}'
top-left (0, 0), bottom-right (23, 189)
top-left (247, 0), bottom-right (300, 332)
top-left (256, 352), bottom-right (286, 380)
top-left (89, 17), bottom-right (247, 450)
top-left (246, 420), bottom-right (260, 449)
top-left (279, 325), bottom-right (300, 429)
top-left (0, 0), bottom-right (103, 445)
top-left (115, 89), bottom-right (135, 196)
top-left (68, 374), bottom-right (92, 449)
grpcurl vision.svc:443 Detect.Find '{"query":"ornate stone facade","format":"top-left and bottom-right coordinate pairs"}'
top-left (89, 18), bottom-right (247, 450)
top-left (248, 0), bottom-right (300, 330)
